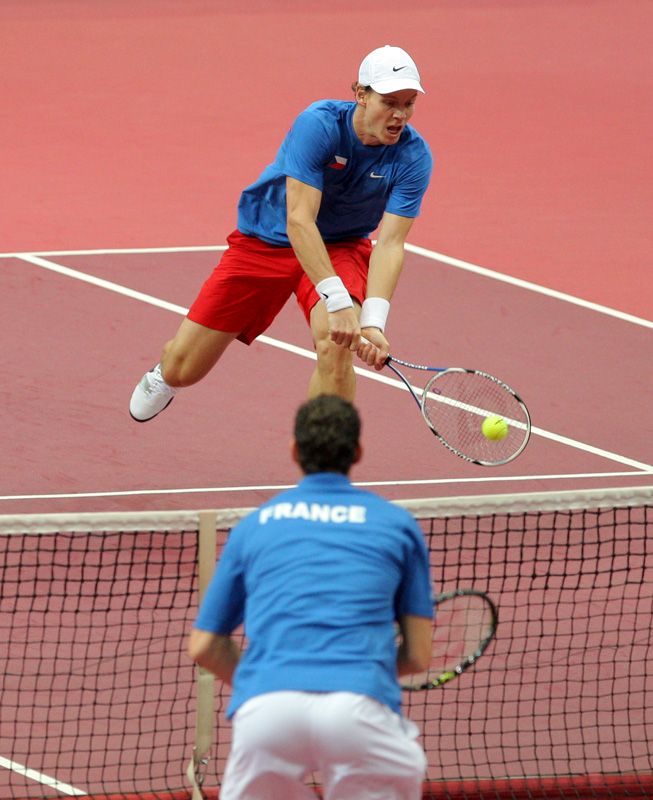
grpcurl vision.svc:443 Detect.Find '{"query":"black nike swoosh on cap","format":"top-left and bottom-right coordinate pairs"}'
top-left (392, 66), bottom-right (407, 72)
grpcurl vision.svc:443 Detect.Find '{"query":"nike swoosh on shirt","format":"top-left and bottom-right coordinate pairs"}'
top-left (370, 172), bottom-right (385, 179)
top-left (392, 66), bottom-right (407, 72)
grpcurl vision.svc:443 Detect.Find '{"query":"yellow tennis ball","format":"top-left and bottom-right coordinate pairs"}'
top-left (482, 415), bottom-right (509, 441)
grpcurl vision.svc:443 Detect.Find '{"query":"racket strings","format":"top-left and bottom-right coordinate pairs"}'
top-left (421, 370), bottom-right (529, 464)
top-left (431, 593), bottom-right (494, 675)
top-left (403, 592), bottom-right (496, 690)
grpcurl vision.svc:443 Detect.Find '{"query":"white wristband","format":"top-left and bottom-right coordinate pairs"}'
top-left (315, 276), bottom-right (354, 313)
top-left (360, 297), bottom-right (390, 331)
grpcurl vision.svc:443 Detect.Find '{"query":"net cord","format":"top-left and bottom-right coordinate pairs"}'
top-left (0, 487), bottom-right (650, 534)
top-left (399, 485), bottom-right (653, 519)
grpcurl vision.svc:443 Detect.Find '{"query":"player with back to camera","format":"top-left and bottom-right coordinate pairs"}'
top-left (129, 45), bottom-right (433, 421)
top-left (188, 395), bottom-right (434, 800)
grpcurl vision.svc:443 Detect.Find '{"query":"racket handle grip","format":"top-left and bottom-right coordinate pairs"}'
top-left (358, 335), bottom-right (392, 365)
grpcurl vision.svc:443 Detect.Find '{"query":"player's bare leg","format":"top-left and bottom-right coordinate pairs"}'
top-left (130, 319), bottom-right (238, 421)
top-left (161, 318), bottom-right (238, 387)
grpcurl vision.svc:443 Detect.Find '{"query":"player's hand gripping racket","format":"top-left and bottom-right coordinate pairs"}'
top-left (362, 341), bottom-right (531, 466)
top-left (402, 588), bottom-right (498, 691)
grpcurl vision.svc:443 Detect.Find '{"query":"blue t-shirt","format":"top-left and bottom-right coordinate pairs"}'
top-left (237, 100), bottom-right (433, 246)
top-left (195, 473), bottom-right (434, 717)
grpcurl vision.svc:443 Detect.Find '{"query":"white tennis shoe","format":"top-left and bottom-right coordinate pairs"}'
top-left (129, 364), bottom-right (177, 422)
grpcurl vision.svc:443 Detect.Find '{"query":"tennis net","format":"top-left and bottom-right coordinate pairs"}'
top-left (1, 486), bottom-right (652, 800)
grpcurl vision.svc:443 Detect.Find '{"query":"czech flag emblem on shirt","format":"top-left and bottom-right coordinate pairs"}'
top-left (329, 155), bottom-right (348, 170)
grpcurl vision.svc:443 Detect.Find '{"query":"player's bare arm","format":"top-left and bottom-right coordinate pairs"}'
top-left (188, 629), bottom-right (242, 685)
top-left (395, 613), bottom-right (432, 677)
top-left (286, 176), bottom-right (361, 349)
top-left (357, 211), bottom-right (415, 369)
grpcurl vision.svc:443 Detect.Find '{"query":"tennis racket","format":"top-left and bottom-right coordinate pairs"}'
top-left (367, 344), bottom-right (531, 466)
top-left (402, 588), bottom-right (498, 691)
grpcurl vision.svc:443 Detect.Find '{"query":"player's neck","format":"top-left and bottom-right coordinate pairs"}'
top-left (352, 106), bottom-right (383, 146)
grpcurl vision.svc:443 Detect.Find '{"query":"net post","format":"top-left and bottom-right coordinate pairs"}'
top-left (187, 511), bottom-right (217, 800)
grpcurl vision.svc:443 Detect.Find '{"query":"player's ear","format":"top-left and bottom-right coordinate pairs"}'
top-left (352, 443), bottom-right (363, 464)
top-left (290, 438), bottom-right (300, 465)
top-left (354, 83), bottom-right (368, 107)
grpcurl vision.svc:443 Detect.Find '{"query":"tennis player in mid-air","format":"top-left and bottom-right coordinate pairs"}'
top-left (188, 395), bottom-right (433, 799)
top-left (130, 45), bottom-right (433, 421)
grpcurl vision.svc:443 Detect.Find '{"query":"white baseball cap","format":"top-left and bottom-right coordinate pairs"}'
top-left (358, 45), bottom-right (425, 95)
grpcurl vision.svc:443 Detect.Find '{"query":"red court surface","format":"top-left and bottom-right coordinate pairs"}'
top-left (1, 0), bottom-right (652, 515)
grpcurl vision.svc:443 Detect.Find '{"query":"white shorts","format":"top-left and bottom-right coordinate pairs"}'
top-left (219, 691), bottom-right (426, 800)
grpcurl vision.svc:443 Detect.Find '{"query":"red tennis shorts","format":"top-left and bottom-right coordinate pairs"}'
top-left (187, 230), bottom-right (372, 344)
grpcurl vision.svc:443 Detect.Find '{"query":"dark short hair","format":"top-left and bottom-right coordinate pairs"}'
top-left (294, 395), bottom-right (361, 475)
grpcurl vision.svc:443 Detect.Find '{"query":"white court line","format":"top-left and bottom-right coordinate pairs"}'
top-left (0, 245), bottom-right (226, 257)
top-left (10, 252), bottom-right (653, 474)
top-left (403, 243), bottom-right (653, 330)
top-left (0, 756), bottom-right (85, 796)
top-left (3, 242), bottom-right (651, 328)
top-left (0, 471), bottom-right (651, 503)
